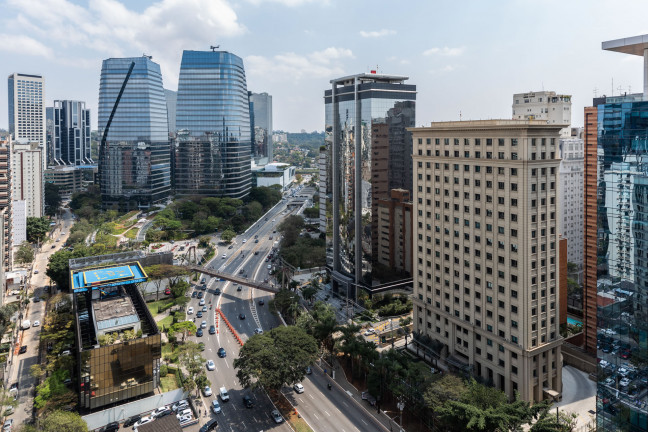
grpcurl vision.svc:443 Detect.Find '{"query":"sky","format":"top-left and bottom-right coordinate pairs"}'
top-left (1, 0), bottom-right (648, 132)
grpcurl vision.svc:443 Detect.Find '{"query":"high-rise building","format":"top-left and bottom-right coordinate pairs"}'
top-left (8, 73), bottom-right (46, 166)
top-left (411, 120), bottom-right (564, 402)
top-left (11, 200), bottom-right (25, 245)
top-left (0, 139), bottom-right (11, 271)
top-left (51, 100), bottom-right (92, 166)
top-left (587, 34), bottom-right (648, 431)
top-left (249, 92), bottom-right (273, 163)
top-left (324, 73), bottom-right (416, 299)
top-left (512, 91), bottom-right (572, 137)
top-left (164, 89), bottom-right (177, 134)
top-left (98, 56), bottom-right (171, 210)
top-left (374, 189), bottom-right (412, 276)
top-left (557, 138), bottom-right (584, 268)
top-left (175, 50), bottom-right (251, 199)
top-left (319, 147), bottom-right (329, 234)
top-left (11, 141), bottom-right (43, 217)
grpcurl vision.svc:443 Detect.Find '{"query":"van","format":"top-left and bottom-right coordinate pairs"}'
top-left (21, 320), bottom-right (30, 330)
top-left (219, 387), bottom-right (230, 402)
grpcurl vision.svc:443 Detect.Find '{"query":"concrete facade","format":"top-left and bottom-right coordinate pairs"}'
top-left (11, 141), bottom-right (43, 217)
top-left (11, 200), bottom-right (25, 245)
top-left (558, 138), bottom-right (584, 268)
top-left (410, 120), bottom-right (564, 402)
top-left (252, 162), bottom-right (295, 190)
top-left (0, 139), bottom-right (12, 271)
top-left (512, 91), bottom-right (572, 137)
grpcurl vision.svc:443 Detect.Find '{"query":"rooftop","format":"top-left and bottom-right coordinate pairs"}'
top-left (92, 295), bottom-right (139, 331)
top-left (602, 34), bottom-right (648, 56)
top-left (331, 72), bottom-right (409, 85)
top-left (412, 119), bottom-right (569, 131)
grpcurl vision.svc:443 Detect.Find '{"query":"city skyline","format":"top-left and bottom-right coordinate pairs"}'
top-left (1, 0), bottom-right (648, 133)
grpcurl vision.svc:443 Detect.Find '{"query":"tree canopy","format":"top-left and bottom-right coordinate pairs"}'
top-left (44, 182), bottom-right (62, 217)
top-left (39, 409), bottom-right (88, 432)
top-left (234, 325), bottom-right (318, 391)
top-left (15, 241), bottom-right (34, 264)
top-left (27, 217), bottom-right (50, 243)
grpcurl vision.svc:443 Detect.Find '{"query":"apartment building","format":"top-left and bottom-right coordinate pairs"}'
top-left (411, 120), bottom-right (564, 402)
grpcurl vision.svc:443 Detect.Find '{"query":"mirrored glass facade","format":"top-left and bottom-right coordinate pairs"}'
top-left (52, 100), bottom-right (92, 166)
top-left (175, 51), bottom-right (251, 198)
top-left (596, 100), bottom-right (648, 431)
top-left (324, 74), bottom-right (416, 299)
top-left (98, 57), bottom-right (171, 209)
top-left (249, 92), bottom-right (273, 163)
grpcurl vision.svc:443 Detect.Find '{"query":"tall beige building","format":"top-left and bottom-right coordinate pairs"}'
top-left (11, 141), bottom-right (43, 217)
top-left (410, 120), bottom-right (563, 402)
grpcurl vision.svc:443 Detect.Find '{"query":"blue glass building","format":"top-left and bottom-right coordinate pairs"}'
top-left (596, 98), bottom-right (648, 431)
top-left (175, 50), bottom-right (251, 198)
top-left (98, 56), bottom-right (171, 209)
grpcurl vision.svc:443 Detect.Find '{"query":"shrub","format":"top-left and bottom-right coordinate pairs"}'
top-left (159, 364), bottom-right (168, 377)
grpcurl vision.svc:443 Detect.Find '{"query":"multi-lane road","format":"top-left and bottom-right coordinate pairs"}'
top-left (186, 198), bottom-right (386, 432)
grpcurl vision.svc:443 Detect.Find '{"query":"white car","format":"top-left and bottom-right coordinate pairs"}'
top-left (219, 387), bottom-right (229, 402)
top-left (187, 307), bottom-right (194, 315)
top-left (151, 406), bottom-right (170, 418)
top-left (271, 409), bottom-right (283, 423)
top-left (222, 254), bottom-right (227, 259)
top-left (203, 386), bottom-right (213, 396)
top-left (254, 328), bottom-right (263, 335)
top-left (134, 416), bottom-right (153, 428)
top-left (171, 400), bottom-right (188, 412)
top-left (201, 320), bottom-right (207, 329)
top-left (242, 239), bottom-right (247, 243)
top-left (199, 299), bottom-right (206, 306)
top-left (620, 377), bottom-right (631, 387)
top-left (293, 383), bottom-right (304, 393)
top-left (267, 264), bottom-right (271, 269)
top-left (364, 328), bottom-right (375, 336)
top-left (32, 320), bottom-right (40, 327)
top-left (211, 400), bottom-right (221, 414)
top-left (272, 219), bottom-right (276, 222)
top-left (618, 367), bottom-right (629, 376)
top-left (206, 360), bottom-right (215, 371)
top-left (177, 414), bottom-right (192, 423)
top-left (599, 360), bottom-right (609, 369)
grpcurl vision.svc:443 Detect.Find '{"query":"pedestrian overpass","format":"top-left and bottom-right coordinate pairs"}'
top-left (185, 264), bottom-right (280, 294)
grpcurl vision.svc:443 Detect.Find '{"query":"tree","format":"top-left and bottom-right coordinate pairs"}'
top-left (46, 248), bottom-right (91, 290)
top-left (15, 242), bottom-right (34, 264)
top-left (170, 321), bottom-right (197, 343)
top-left (40, 410), bottom-right (88, 432)
top-left (177, 341), bottom-right (205, 394)
top-left (234, 325), bottom-right (318, 392)
top-left (44, 182), bottom-right (62, 217)
top-left (399, 316), bottom-right (413, 348)
top-left (531, 407), bottom-right (579, 432)
top-left (27, 216), bottom-right (50, 243)
top-left (144, 264), bottom-right (189, 301)
top-left (220, 229), bottom-right (236, 243)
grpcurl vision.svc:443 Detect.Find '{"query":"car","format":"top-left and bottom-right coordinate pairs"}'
top-left (202, 306), bottom-right (208, 312)
top-left (222, 254), bottom-right (227, 259)
top-left (272, 219), bottom-right (276, 222)
top-left (61, 350), bottom-right (71, 356)
top-left (197, 311), bottom-right (203, 318)
top-left (56, 238), bottom-right (60, 242)
top-left (201, 278), bottom-right (206, 284)
top-left (207, 360), bottom-right (216, 370)
top-left (217, 348), bottom-right (226, 358)
top-left (51, 245), bottom-right (56, 249)
top-left (33, 297), bottom-right (40, 303)
top-left (254, 328), bottom-right (263, 335)
top-left (294, 383), bottom-right (304, 393)
top-left (239, 269), bottom-right (244, 274)
top-left (199, 419), bottom-right (218, 432)
top-left (258, 299), bottom-right (265, 306)
top-left (604, 377), bottom-right (615, 386)
top-left (152, 407), bottom-right (171, 418)
top-left (133, 416), bottom-right (153, 428)
top-left (242, 239), bottom-right (247, 243)
top-left (239, 313), bottom-right (246, 320)
top-left (364, 328), bottom-right (375, 336)
top-left (219, 387), bottom-right (230, 402)
top-left (8, 383), bottom-right (18, 393)
top-left (267, 264), bottom-right (272, 269)
top-left (243, 394), bottom-right (254, 408)
top-left (211, 400), bottom-right (222, 414)
top-left (197, 292), bottom-right (204, 299)
top-left (34, 270), bottom-right (38, 274)
top-left (599, 360), bottom-right (609, 369)
top-left (255, 239), bottom-right (259, 243)
top-left (176, 408), bottom-right (192, 418)
top-left (191, 291), bottom-right (197, 298)
top-left (228, 245), bottom-right (233, 249)
top-left (177, 414), bottom-right (192, 423)
top-left (201, 320), bottom-right (207, 329)
top-left (209, 325), bottom-right (216, 335)
top-left (619, 367), bottom-right (629, 376)
top-left (33, 320), bottom-right (40, 327)
top-left (3, 419), bottom-right (13, 432)
top-left (271, 409), bottom-right (283, 423)
top-left (620, 377), bottom-right (631, 387)
top-left (123, 415), bottom-right (141, 427)
top-left (199, 299), bottom-right (206, 306)
top-left (214, 288), bottom-right (221, 295)
top-left (198, 342), bottom-right (206, 351)
top-left (164, 288), bottom-right (171, 295)
top-left (306, 366), bottom-right (312, 375)
top-left (104, 421), bottom-right (120, 431)
top-left (18, 345), bottom-right (26, 354)
top-left (200, 284), bottom-right (207, 291)
top-left (187, 307), bottom-right (194, 314)
top-left (203, 386), bottom-right (213, 396)
top-left (196, 328), bottom-right (203, 337)
top-left (237, 286), bottom-right (242, 291)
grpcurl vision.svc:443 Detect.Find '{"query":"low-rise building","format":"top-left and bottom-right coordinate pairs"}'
top-left (252, 162), bottom-right (295, 190)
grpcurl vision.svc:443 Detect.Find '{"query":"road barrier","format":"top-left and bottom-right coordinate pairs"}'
top-left (216, 309), bottom-right (243, 346)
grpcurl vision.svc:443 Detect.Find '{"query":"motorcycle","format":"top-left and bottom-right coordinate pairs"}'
top-left (327, 383), bottom-right (332, 390)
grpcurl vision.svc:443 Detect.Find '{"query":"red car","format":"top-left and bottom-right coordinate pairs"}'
top-left (164, 288), bottom-right (171, 295)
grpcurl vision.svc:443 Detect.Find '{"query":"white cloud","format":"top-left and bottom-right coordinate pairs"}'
top-left (423, 46), bottom-right (465, 57)
top-left (429, 65), bottom-right (456, 74)
top-left (243, 0), bottom-right (328, 6)
top-left (4, 0), bottom-right (246, 86)
top-left (246, 47), bottom-right (354, 80)
top-left (359, 29), bottom-right (396, 38)
top-left (0, 34), bottom-right (52, 58)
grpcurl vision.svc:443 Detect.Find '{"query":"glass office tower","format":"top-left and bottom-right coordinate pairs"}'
top-left (175, 50), bottom-right (251, 198)
top-left (249, 92), bottom-right (273, 163)
top-left (596, 99), bottom-right (648, 431)
top-left (52, 100), bottom-right (92, 166)
top-left (324, 73), bottom-right (416, 300)
top-left (98, 56), bottom-right (171, 210)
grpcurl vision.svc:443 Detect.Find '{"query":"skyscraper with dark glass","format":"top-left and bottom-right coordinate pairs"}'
top-left (175, 50), bottom-right (251, 198)
top-left (52, 100), bottom-right (92, 166)
top-left (98, 56), bottom-right (171, 209)
top-left (249, 92), bottom-right (273, 163)
top-left (324, 73), bottom-right (416, 300)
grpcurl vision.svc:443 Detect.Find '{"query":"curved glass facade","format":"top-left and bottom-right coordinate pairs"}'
top-left (175, 50), bottom-right (251, 198)
top-left (596, 100), bottom-right (648, 431)
top-left (324, 74), bottom-right (416, 298)
top-left (98, 57), bottom-right (171, 209)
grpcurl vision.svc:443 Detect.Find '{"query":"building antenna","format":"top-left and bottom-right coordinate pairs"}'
top-left (210, 45), bottom-right (220, 52)
top-left (143, 53), bottom-right (152, 60)
top-left (459, 110), bottom-right (462, 121)
top-left (593, 87), bottom-right (598, 98)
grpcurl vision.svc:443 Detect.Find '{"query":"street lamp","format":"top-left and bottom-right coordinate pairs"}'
top-left (397, 397), bottom-right (405, 431)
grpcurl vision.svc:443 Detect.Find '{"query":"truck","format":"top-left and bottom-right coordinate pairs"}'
top-left (21, 320), bottom-right (30, 330)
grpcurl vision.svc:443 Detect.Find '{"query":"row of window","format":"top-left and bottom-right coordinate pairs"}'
top-left (416, 137), bottom-right (557, 147)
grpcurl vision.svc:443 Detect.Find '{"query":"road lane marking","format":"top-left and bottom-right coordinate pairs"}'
top-left (361, 419), bottom-right (368, 426)
top-left (313, 413), bottom-right (320, 420)
top-left (324, 410), bottom-right (330, 417)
